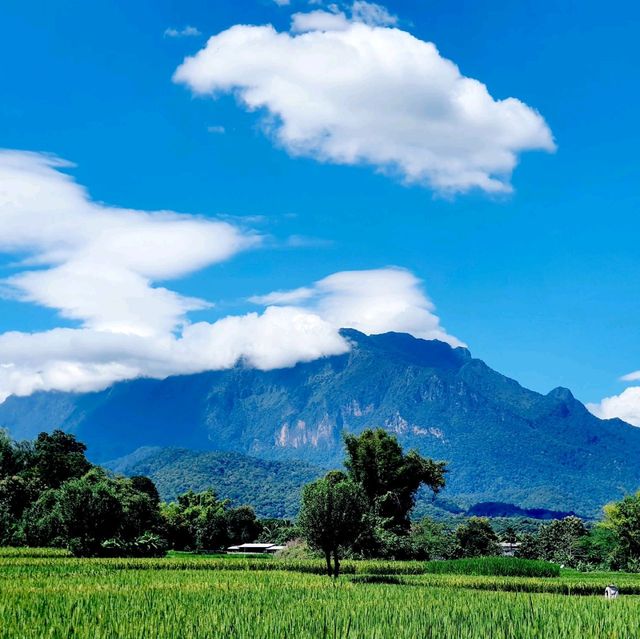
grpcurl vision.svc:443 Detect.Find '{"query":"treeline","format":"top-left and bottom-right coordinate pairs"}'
top-left (2, 428), bottom-right (640, 572)
top-left (296, 429), bottom-right (640, 575)
top-left (0, 430), bottom-right (271, 557)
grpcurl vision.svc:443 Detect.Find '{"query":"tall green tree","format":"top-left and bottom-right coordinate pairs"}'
top-left (23, 468), bottom-right (164, 556)
top-left (410, 517), bottom-right (456, 560)
top-left (344, 428), bottom-right (446, 531)
top-left (535, 516), bottom-right (588, 567)
top-left (0, 430), bottom-right (19, 478)
top-left (31, 430), bottom-right (92, 488)
top-left (161, 489), bottom-right (260, 551)
top-left (454, 517), bottom-right (500, 558)
top-left (298, 471), bottom-right (366, 577)
top-left (601, 491), bottom-right (640, 570)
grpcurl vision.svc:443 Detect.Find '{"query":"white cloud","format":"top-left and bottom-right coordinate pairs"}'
top-left (250, 268), bottom-right (464, 347)
top-left (273, 0), bottom-right (291, 5)
top-left (207, 125), bottom-right (226, 134)
top-left (0, 151), bottom-right (461, 401)
top-left (164, 26), bottom-right (201, 38)
top-left (291, 10), bottom-right (350, 33)
top-left (621, 370), bottom-right (640, 382)
top-left (0, 150), bottom-right (256, 337)
top-left (351, 1), bottom-right (397, 27)
top-left (250, 287), bottom-right (314, 305)
top-left (173, 19), bottom-right (554, 194)
top-left (0, 307), bottom-right (350, 402)
top-left (587, 387), bottom-right (640, 427)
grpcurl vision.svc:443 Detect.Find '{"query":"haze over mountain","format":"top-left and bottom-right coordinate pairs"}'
top-left (1, 329), bottom-right (638, 517)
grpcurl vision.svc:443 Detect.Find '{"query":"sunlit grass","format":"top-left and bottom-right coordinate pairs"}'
top-left (1, 551), bottom-right (639, 638)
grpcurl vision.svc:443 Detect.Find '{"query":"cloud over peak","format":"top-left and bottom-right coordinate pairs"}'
top-left (250, 267), bottom-right (464, 347)
top-left (0, 151), bottom-right (461, 401)
top-left (174, 17), bottom-right (555, 194)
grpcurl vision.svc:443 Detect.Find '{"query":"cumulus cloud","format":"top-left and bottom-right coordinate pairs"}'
top-left (291, 10), bottom-right (350, 33)
top-left (164, 26), bottom-right (201, 38)
top-left (0, 308), bottom-right (350, 402)
top-left (173, 17), bottom-right (555, 194)
top-left (291, 2), bottom-right (397, 33)
top-left (0, 150), bottom-right (256, 337)
top-left (351, 1), bottom-right (397, 27)
top-left (587, 387), bottom-right (640, 427)
top-left (0, 151), bottom-right (460, 401)
top-left (250, 268), bottom-right (464, 347)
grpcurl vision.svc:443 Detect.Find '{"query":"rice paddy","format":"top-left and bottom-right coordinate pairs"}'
top-left (1, 549), bottom-right (638, 639)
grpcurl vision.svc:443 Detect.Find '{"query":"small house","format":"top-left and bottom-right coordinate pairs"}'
top-left (226, 543), bottom-right (285, 554)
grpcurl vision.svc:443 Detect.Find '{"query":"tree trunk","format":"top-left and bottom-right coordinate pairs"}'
top-left (324, 551), bottom-right (333, 577)
top-left (333, 552), bottom-right (340, 578)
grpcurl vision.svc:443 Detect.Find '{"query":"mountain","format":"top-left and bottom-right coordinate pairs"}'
top-left (1, 329), bottom-right (639, 517)
top-left (104, 447), bottom-right (322, 518)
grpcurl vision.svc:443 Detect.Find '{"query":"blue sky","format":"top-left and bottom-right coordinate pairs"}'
top-left (0, 0), bottom-right (639, 420)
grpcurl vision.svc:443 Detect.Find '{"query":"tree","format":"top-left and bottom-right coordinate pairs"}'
top-left (257, 519), bottom-right (298, 545)
top-left (455, 517), bottom-right (500, 558)
top-left (298, 471), bottom-right (367, 577)
top-left (160, 490), bottom-right (260, 551)
top-left (601, 491), bottom-right (640, 570)
top-left (23, 468), bottom-right (164, 556)
top-left (535, 516), bottom-right (588, 567)
top-left (226, 505), bottom-right (261, 545)
top-left (0, 430), bottom-right (19, 478)
top-left (130, 476), bottom-right (161, 506)
top-left (579, 524), bottom-right (618, 569)
top-left (31, 430), bottom-right (92, 488)
top-left (344, 429), bottom-right (446, 532)
top-left (410, 517), bottom-right (456, 560)
top-left (501, 525), bottom-right (518, 544)
top-left (0, 431), bottom-right (164, 556)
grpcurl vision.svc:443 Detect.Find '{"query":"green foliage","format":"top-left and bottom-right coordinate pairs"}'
top-left (101, 532), bottom-right (167, 558)
top-left (0, 431), bottom-right (164, 557)
top-left (344, 428), bottom-right (446, 532)
top-left (257, 518), bottom-right (299, 545)
top-left (454, 517), bottom-right (501, 558)
top-left (31, 430), bottom-right (93, 489)
top-left (409, 517), bottom-right (456, 560)
top-left (516, 516), bottom-right (588, 568)
top-left (106, 447), bottom-right (322, 518)
top-left (161, 489), bottom-right (261, 552)
top-left (599, 491), bottom-right (640, 570)
top-left (421, 557), bottom-right (560, 578)
top-left (298, 472), bottom-right (367, 576)
top-left (23, 468), bottom-right (164, 557)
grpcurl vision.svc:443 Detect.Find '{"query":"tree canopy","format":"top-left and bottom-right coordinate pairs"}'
top-left (0, 430), bottom-right (261, 557)
top-left (298, 471), bottom-right (367, 576)
top-left (344, 429), bottom-right (446, 532)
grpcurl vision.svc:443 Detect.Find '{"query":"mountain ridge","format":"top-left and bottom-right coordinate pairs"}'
top-left (0, 329), bottom-right (637, 516)
top-left (104, 446), bottom-right (323, 518)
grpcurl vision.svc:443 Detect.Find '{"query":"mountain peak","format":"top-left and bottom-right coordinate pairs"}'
top-left (340, 329), bottom-right (471, 369)
top-left (2, 332), bottom-right (640, 517)
top-left (547, 386), bottom-right (575, 402)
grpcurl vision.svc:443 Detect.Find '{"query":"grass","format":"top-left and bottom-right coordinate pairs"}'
top-left (1, 550), bottom-right (639, 638)
top-left (364, 557), bottom-right (560, 578)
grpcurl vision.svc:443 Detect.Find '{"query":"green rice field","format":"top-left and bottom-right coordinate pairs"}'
top-left (1, 549), bottom-right (639, 639)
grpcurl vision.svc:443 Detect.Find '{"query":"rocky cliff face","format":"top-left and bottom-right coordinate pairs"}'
top-left (1, 329), bottom-right (638, 516)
